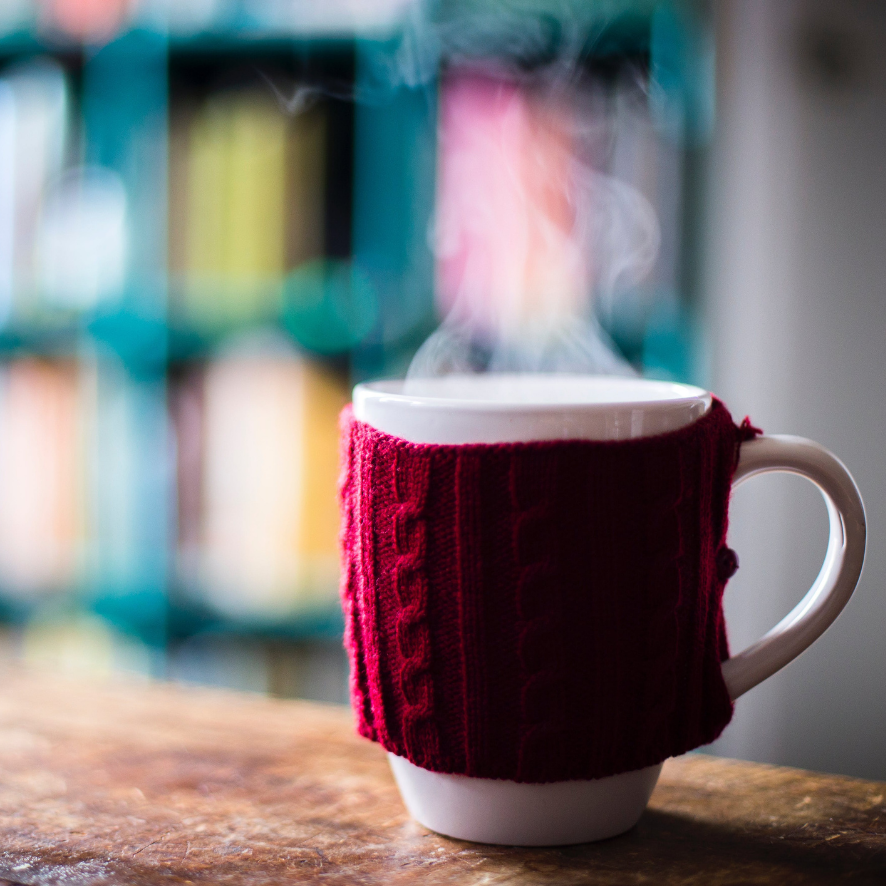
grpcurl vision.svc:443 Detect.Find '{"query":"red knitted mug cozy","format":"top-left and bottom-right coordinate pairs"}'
top-left (339, 398), bottom-right (760, 784)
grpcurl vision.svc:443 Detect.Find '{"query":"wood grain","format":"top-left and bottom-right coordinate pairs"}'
top-left (0, 667), bottom-right (883, 884)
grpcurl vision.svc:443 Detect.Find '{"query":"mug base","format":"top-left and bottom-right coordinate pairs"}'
top-left (388, 753), bottom-right (663, 846)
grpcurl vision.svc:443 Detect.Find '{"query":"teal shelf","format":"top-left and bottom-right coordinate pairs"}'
top-left (167, 33), bottom-right (355, 55)
top-left (0, 590), bottom-right (344, 646)
top-left (165, 598), bottom-right (344, 644)
top-left (0, 32), bottom-right (48, 55)
top-left (0, 323), bottom-right (82, 357)
top-left (0, 310), bottom-right (364, 364)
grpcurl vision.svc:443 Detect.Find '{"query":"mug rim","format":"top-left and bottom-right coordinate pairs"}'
top-left (354, 373), bottom-right (711, 414)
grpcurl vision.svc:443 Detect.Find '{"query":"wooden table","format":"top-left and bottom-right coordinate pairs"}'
top-left (0, 668), bottom-right (884, 885)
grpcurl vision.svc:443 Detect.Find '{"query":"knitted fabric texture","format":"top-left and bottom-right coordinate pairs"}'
top-left (339, 399), bottom-right (759, 784)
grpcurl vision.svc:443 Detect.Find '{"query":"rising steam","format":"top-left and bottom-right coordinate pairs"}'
top-left (406, 68), bottom-right (660, 382)
top-left (263, 2), bottom-right (664, 382)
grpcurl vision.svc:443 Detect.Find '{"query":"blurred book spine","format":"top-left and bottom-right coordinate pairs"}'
top-left (0, 59), bottom-right (70, 325)
top-left (0, 358), bottom-right (88, 601)
top-left (172, 347), bottom-right (347, 620)
top-left (90, 358), bottom-right (169, 643)
top-left (173, 89), bottom-right (326, 330)
top-left (285, 104), bottom-right (326, 270)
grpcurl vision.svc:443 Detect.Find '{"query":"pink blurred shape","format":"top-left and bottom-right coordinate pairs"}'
top-left (435, 70), bottom-right (590, 338)
top-left (43, 0), bottom-right (130, 43)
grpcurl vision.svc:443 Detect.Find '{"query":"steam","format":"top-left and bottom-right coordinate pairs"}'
top-left (407, 315), bottom-right (631, 377)
top-left (263, 2), bottom-right (663, 382)
top-left (267, 0), bottom-right (652, 106)
top-left (407, 69), bottom-right (659, 382)
top-left (383, 0), bottom-right (649, 93)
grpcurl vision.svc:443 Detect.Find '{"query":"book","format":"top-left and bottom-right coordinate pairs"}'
top-left (179, 344), bottom-right (348, 619)
top-left (36, 166), bottom-right (130, 312)
top-left (181, 90), bottom-right (301, 328)
top-left (285, 104), bottom-right (326, 270)
top-left (172, 87), bottom-right (328, 330)
top-left (0, 59), bottom-right (69, 323)
top-left (169, 364), bottom-right (204, 599)
top-left (0, 359), bottom-right (85, 599)
top-left (167, 99), bottom-right (195, 299)
top-left (0, 81), bottom-right (15, 325)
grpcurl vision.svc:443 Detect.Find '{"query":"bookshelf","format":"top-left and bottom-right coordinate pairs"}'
top-left (0, 20), bottom-right (426, 668)
top-left (0, 1), bottom-right (712, 693)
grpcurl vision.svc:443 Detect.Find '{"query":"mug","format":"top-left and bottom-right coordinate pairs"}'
top-left (349, 374), bottom-right (866, 846)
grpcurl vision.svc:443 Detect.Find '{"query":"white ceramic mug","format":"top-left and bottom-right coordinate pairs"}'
top-left (352, 374), bottom-right (866, 846)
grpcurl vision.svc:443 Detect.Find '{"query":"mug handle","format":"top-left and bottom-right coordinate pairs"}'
top-left (721, 435), bottom-right (866, 700)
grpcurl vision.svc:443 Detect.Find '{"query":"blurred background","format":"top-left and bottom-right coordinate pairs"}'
top-left (0, 0), bottom-right (883, 781)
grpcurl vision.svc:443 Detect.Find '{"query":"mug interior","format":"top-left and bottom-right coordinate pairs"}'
top-left (353, 373), bottom-right (711, 444)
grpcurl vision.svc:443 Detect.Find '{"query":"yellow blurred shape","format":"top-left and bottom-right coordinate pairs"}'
top-left (182, 91), bottom-right (326, 328)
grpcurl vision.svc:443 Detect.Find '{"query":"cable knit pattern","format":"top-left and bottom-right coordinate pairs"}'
top-left (455, 451), bottom-right (486, 774)
top-left (510, 454), bottom-right (565, 781)
top-left (638, 447), bottom-right (685, 766)
top-left (339, 399), bottom-right (758, 784)
top-left (391, 450), bottom-right (439, 763)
